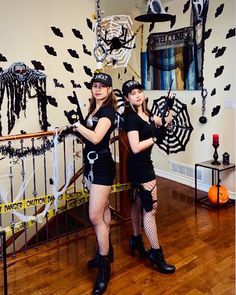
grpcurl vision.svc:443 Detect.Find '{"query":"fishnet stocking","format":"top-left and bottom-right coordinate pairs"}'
top-left (131, 179), bottom-right (160, 249)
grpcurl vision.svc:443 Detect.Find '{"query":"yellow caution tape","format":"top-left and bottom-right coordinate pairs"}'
top-left (1, 182), bottom-right (131, 237)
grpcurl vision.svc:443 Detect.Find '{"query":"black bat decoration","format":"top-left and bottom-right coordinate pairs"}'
top-left (0, 53), bottom-right (7, 62)
top-left (215, 4), bottom-right (224, 18)
top-left (211, 88), bottom-right (216, 96)
top-left (214, 66), bottom-right (224, 78)
top-left (53, 78), bottom-right (64, 88)
top-left (124, 68), bottom-right (127, 74)
top-left (47, 95), bottom-right (58, 107)
top-left (63, 62), bottom-right (74, 73)
top-left (215, 47), bottom-right (226, 58)
top-left (118, 73), bottom-right (121, 79)
top-left (191, 97), bottom-right (196, 105)
top-left (71, 80), bottom-right (81, 88)
top-left (31, 60), bottom-right (45, 71)
top-left (83, 66), bottom-right (93, 77)
top-left (82, 44), bottom-right (92, 56)
top-left (211, 105), bottom-right (221, 117)
top-left (44, 45), bottom-right (57, 56)
top-left (0, 67), bottom-right (3, 72)
top-left (67, 49), bottom-right (79, 58)
top-left (204, 29), bottom-right (212, 40)
top-left (212, 46), bottom-right (218, 54)
top-left (224, 84), bottom-right (231, 91)
top-left (72, 28), bottom-right (83, 39)
top-left (86, 18), bottom-right (93, 30)
top-left (51, 26), bottom-right (64, 37)
top-left (226, 28), bottom-right (235, 39)
top-left (183, 0), bottom-right (190, 13)
top-left (200, 134), bottom-right (205, 141)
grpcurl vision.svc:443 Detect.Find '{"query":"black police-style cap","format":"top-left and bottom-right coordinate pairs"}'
top-left (122, 80), bottom-right (144, 96)
top-left (90, 73), bottom-right (113, 87)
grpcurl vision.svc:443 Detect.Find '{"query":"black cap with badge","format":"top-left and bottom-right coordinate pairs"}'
top-left (90, 73), bottom-right (113, 87)
top-left (122, 80), bottom-right (144, 97)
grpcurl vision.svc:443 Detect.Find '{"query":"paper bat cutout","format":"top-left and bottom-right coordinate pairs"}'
top-left (183, 0), bottom-right (190, 14)
top-left (212, 46), bottom-right (218, 53)
top-left (86, 18), bottom-right (93, 30)
top-left (71, 80), bottom-right (81, 88)
top-left (124, 68), bottom-right (127, 74)
top-left (118, 73), bottom-right (121, 79)
top-left (67, 49), bottom-right (79, 58)
top-left (44, 45), bottom-right (57, 56)
top-left (84, 81), bottom-right (91, 89)
top-left (47, 95), bottom-right (58, 107)
top-left (31, 60), bottom-right (45, 71)
top-left (226, 28), bottom-right (235, 39)
top-left (63, 62), bottom-right (74, 73)
top-left (211, 105), bottom-right (221, 117)
top-left (0, 53), bottom-right (7, 62)
top-left (83, 66), bottom-right (93, 77)
top-left (53, 78), bottom-right (64, 88)
top-left (211, 88), bottom-right (216, 96)
top-left (224, 84), bottom-right (231, 91)
top-left (214, 66), bottom-right (224, 78)
top-left (215, 47), bottom-right (226, 58)
top-left (82, 44), bottom-right (92, 56)
top-left (204, 29), bottom-right (212, 40)
top-left (200, 134), bottom-right (205, 141)
top-left (72, 28), bottom-right (83, 39)
top-left (51, 26), bottom-right (64, 37)
top-left (191, 97), bottom-right (196, 105)
top-left (67, 92), bottom-right (78, 105)
top-left (215, 4), bottom-right (224, 18)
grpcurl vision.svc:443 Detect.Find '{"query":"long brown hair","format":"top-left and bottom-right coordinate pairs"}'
top-left (88, 89), bottom-right (117, 115)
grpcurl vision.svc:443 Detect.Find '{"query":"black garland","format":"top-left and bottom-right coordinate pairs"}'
top-left (0, 127), bottom-right (81, 159)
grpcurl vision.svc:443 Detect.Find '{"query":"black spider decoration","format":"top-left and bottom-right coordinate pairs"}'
top-left (102, 25), bottom-right (135, 53)
top-left (0, 62), bottom-right (55, 136)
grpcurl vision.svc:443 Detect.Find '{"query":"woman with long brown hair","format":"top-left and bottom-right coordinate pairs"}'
top-left (73, 72), bottom-right (117, 294)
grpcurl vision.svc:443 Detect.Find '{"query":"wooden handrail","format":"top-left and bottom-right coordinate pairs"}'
top-left (0, 130), bottom-right (55, 142)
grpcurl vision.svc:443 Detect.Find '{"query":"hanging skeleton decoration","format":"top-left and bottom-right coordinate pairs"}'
top-left (191, 0), bottom-right (209, 124)
top-left (0, 62), bottom-right (52, 135)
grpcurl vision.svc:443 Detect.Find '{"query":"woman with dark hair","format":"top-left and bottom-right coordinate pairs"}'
top-left (122, 79), bottom-right (175, 274)
top-left (73, 73), bottom-right (117, 294)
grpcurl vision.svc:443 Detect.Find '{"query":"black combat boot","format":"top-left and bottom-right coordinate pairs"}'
top-left (129, 234), bottom-right (147, 257)
top-left (92, 255), bottom-right (111, 295)
top-left (148, 247), bottom-right (176, 274)
top-left (87, 235), bottom-right (114, 268)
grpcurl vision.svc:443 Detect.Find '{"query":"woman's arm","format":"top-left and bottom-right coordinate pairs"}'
top-left (127, 130), bottom-right (154, 154)
top-left (153, 110), bottom-right (173, 127)
top-left (74, 117), bottom-right (111, 145)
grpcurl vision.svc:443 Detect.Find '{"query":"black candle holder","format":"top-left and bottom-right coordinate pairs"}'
top-left (211, 144), bottom-right (221, 165)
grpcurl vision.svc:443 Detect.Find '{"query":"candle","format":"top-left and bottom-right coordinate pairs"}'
top-left (213, 134), bottom-right (219, 145)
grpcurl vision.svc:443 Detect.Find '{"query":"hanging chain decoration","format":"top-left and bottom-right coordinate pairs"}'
top-left (199, 88), bottom-right (208, 124)
top-left (93, 0), bottom-right (107, 70)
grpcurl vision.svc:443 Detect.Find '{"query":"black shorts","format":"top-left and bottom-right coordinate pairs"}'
top-left (128, 162), bottom-right (156, 184)
top-left (84, 152), bottom-right (116, 186)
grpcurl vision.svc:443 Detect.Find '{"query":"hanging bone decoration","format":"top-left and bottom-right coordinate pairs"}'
top-left (0, 62), bottom-right (56, 136)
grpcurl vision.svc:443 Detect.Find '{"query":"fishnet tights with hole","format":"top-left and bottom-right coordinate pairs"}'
top-left (131, 179), bottom-right (160, 249)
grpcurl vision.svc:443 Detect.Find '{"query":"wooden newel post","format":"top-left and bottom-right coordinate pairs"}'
top-left (118, 129), bottom-right (132, 221)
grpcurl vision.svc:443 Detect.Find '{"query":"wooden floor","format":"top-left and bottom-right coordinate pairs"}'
top-left (1, 177), bottom-right (235, 295)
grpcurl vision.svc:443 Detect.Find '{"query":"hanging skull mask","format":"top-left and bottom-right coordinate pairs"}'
top-left (11, 62), bottom-right (30, 82)
top-left (192, 0), bottom-right (209, 21)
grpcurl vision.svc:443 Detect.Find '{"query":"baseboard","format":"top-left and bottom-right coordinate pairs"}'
top-left (155, 168), bottom-right (236, 200)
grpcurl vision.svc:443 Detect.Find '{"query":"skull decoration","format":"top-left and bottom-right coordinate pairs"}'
top-left (148, 0), bottom-right (166, 14)
top-left (11, 62), bottom-right (29, 82)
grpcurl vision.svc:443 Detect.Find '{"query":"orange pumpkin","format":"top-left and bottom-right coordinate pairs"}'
top-left (208, 185), bottom-right (229, 205)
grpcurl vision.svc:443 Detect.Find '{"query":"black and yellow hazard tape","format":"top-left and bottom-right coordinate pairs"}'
top-left (1, 182), bottom-right (131, 237)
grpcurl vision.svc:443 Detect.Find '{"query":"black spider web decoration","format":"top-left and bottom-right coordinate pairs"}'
top-left (151, 96), bottom-right (193, 154)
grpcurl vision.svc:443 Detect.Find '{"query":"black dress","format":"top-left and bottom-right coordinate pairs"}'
top-left (125, 112), bottom-right (156, 184)
top-left (83, 105), bottom-right (116, 185)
